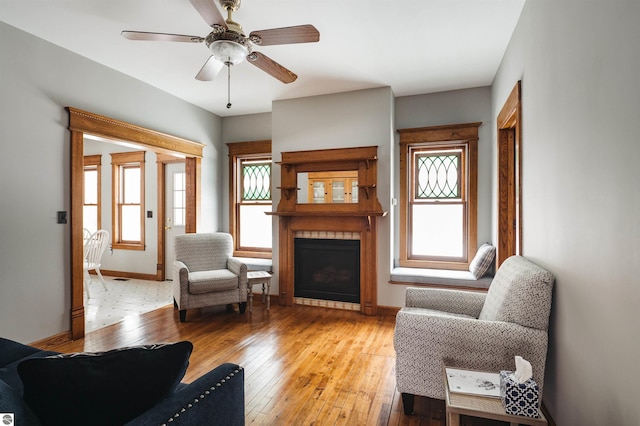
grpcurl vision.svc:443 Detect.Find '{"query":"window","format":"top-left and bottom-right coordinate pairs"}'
top-left (83, 155), bottom-right (101, 234)
top-left (173, 171), bottom-right (186, 227)
top-left (398, 123), bottom-right (479, 270)
top-left (111, 151), bottom-right (145, 250)
top-left (228, 140), bottom-right (272, 258)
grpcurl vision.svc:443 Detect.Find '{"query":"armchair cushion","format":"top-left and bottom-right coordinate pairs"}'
top-left (18, 341), bottom-right (192, 426)
top-left (188, 269), bottom-right (240, 294)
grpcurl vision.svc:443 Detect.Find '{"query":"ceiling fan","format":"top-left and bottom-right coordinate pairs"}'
top-left (122, 0), bottom-right (320, 85)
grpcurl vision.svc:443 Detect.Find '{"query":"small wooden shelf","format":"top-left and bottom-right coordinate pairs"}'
top-left (358, 184), bottom-right (377, 199)
top-left (277, 186), bottom-right (299, 200)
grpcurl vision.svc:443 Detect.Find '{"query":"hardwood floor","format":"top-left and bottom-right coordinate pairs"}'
top-left (39, 301), bottom-right (509, 425)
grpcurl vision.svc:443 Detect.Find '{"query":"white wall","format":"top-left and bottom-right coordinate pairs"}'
top-left (0, 22), bottom-right (222, 343)
top-left (492, 1), bottom-right (640, 424)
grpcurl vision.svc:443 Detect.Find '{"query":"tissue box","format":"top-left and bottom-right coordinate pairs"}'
top-left (499, 370), bottom-right (540, 418)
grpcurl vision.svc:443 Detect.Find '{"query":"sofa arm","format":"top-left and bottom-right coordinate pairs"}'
top-left (227, 257), bottom-right (248, 287)
top-left (126, 363), bottom-right (244, 426)
top-left (405, 287), bottom-right (486, 318)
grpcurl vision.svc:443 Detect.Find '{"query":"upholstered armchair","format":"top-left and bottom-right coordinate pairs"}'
top-left (393, 255), bottom-right (554, 415)
top-left (173, 233), bottom-right (248, 322)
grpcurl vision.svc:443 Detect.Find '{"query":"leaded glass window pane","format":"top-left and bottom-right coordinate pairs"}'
top-left (415, 151), bottom-right (461, 199)
top-left (242, 161), bottom-right (271, 201)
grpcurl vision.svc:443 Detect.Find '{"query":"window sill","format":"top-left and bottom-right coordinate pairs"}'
top-left (112, 243), bottom-right (145, 251)
top-left (390, 267), bottom-right (492, 290)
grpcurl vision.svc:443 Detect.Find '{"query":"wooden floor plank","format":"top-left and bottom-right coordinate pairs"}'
top-left (39, 303), bottom-right (512, 426)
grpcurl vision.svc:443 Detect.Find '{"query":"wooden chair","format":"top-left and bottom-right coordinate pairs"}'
top-left (83, 230), bottom-right (110, 298)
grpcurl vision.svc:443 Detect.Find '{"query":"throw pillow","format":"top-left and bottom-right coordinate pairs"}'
top-left (18, 341), bottom-right (193, 426)
top-left (469, 243), bottom-right (496, 279)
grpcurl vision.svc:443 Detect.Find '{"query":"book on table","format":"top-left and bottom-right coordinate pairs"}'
top-left (445, 367), bottom-right (501, 398)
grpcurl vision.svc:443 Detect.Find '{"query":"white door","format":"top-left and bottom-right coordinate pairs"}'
top-left (165, 163), bottom-right (186, 269)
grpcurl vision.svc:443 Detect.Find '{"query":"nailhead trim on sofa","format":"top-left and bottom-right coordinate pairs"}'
top-left (162, 367), bottom-right (244, 425)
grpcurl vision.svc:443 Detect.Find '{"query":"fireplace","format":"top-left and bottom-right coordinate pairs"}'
top-left (270, 146), bottom-right (386, 315)
top-left (294, 238), bottom-right (360, 303)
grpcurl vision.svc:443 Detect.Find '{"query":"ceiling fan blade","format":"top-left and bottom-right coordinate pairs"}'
top-left (247, 52), bottom-right (297, 84)
top-left (189, 0), bottom-right (227, 28)
top-left (249, 25), bottom-right (319, 46)
top-left (195, 56), bottom-right (224, 81)
top-left (121, 31), bottom-right (203, 43)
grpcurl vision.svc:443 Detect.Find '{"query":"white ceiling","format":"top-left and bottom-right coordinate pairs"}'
top-left (0, 0), bottom-right (525, 117)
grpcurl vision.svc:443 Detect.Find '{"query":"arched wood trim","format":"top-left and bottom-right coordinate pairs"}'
top-left (67, 107), bottom-right (204, 339)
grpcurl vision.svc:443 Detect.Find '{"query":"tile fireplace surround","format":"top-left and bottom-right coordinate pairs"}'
top-left (269, 146), bottom-right (386, 315)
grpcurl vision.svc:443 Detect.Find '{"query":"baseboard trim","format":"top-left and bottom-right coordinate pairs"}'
top-left (30, 331), bottom-right (72, 349)
top-left (99, 270), bottom-right (159, 281)
top-left (377, 305), bottom-right (401, 316)
top-left (541, 402), bottom-right (556, 426)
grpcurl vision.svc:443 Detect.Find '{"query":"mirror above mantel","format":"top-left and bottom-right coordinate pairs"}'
top-left (271, 145), bottom-right (386, 219)
top-left (297, 170), bottom-right (359, 204)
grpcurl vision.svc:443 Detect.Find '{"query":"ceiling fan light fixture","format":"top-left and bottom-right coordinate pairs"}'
top-left (209, 39), bottom-right (248, 64)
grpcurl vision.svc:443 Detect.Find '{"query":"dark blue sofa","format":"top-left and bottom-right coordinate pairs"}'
top-left (0, 337), bottom-right (244, 426)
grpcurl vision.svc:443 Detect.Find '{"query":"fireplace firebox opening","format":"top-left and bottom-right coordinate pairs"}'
top-left (294, 238), bottom-right (360, 303)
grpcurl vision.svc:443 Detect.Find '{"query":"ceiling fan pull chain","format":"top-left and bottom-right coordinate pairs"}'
top-left (226, 62), bottom-right (232, 109)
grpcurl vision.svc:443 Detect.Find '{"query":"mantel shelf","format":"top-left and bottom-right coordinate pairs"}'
top-left (266, 210), bottom-right (387, 217)
top-left (276, 157), bottom-right (377, 166)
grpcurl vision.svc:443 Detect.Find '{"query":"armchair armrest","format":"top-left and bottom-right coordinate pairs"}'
top-left (126, 363), bottom-right (244, 426)
top-left (227, 257), bottom-right (248, 286)
top-left (173, 260), bottom-right (190, 308)
top-left (405, 287), bottom-right (486, 318)
top-left (173, 260), bottom-right (189, 283)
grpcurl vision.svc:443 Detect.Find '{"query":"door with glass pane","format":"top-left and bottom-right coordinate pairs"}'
top-left (165, 162), bottom-right (186, 266)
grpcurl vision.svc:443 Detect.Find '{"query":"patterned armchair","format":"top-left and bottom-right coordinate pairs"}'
top-left (173, 233), bottom-right (248, 322)
top-left (393, 255), bottom-right (554, 415)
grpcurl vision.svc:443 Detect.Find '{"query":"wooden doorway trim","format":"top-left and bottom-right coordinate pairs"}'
top-left (68, 107), bottom-right (204, 339)
top-left (496, 81), bottom-right (522, 267)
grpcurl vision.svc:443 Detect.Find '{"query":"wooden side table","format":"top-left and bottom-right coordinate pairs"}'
top-left (246, 271), bottom-right (272, 313)
top-left (444, 367), bottom-right (547, 426)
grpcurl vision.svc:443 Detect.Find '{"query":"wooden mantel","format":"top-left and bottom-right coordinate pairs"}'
top-left (271, 146), bottom-right (386, 315)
